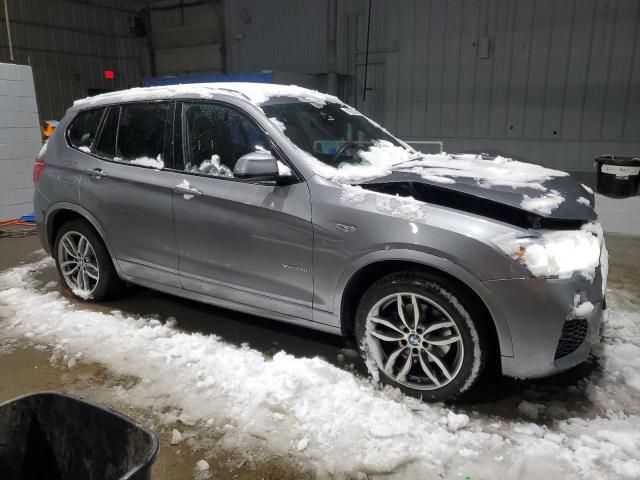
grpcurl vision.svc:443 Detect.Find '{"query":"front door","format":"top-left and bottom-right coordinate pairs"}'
top-left (171, 101), bottom-right (314, 319)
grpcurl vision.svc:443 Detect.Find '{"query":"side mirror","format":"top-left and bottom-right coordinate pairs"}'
top-left (233, 151), bottom-right (284, 183)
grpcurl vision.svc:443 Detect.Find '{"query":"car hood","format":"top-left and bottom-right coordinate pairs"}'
top-left (352, 153), bottom-right (596, 224)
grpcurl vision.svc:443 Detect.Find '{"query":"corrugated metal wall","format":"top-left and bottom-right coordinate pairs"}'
top-left (0, 0), bottom-right (148, 121)
top-left (225, 0), bottom-right (640, 172)
top-left (151, 3), bottom-right (223, 75)
top-left (225, 0), bottom-right (327, 74)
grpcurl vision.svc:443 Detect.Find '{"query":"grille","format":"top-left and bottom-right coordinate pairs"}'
top-left (555, 319), bottom-right (588, 359)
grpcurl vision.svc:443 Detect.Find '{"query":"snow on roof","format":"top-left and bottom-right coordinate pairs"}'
top-left (73, 82), bottom-right (343, 109)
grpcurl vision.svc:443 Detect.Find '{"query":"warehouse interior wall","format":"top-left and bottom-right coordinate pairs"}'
top-left (225, 0), bottom-right (640, 174)
top-left (150, 1), bottom-right (224, 76)
top-left (0, 0), bottom-right (149, 122)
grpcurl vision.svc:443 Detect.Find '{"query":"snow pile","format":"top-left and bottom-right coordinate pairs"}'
top-left (521, 190), bottom-right (565, 215)
top-left (493, 222), bottom-right (604, 280)
top-left (302, 141), bottom-right (569, 194)
top-left (115, 154), bottom-right (164, 169)
top-left (340, 184), bottom-right (429, 222)
top-left (187, 155), bottom-right (233, 178)
top-left (74, 83), bottom-right (341, 110)
top-left (2, 257), bottom-right (640, 479)
top-left (569, 298), bottom-right (595, 319)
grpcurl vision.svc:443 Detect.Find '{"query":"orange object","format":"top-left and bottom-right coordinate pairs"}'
top-left (41, 120), bottom-right (59, 139)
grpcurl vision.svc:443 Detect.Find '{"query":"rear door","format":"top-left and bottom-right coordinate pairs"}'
top-left (77, 101), bottom-right (180, 287)
top-left (171, 101), bottom-right (314, 319)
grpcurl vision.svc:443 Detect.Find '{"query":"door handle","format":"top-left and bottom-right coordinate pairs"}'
top-left (86, 168), bottom-right (107, 179)
top-left (174, 184), bottom-right (203, 197)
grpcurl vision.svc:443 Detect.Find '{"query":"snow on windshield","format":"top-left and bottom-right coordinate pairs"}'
top-left (1, 255), bottom-right (639, 479)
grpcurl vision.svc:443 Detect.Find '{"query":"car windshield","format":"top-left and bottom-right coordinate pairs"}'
top-left (262, 99), bottom-right (411, 167)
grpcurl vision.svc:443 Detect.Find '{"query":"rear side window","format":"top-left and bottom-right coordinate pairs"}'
top-left (94, 106), bottom-right (119, 158)
top-left (115, 103), bottom-right (171, 168)
top-left (67, 108), bottom-right (104, 151)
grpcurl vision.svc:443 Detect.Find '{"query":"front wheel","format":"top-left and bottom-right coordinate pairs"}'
top-left (355, 273), bottom-right (489, 402)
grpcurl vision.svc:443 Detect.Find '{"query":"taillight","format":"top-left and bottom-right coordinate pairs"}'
top-left (33, 156), bottom-right (46, 183)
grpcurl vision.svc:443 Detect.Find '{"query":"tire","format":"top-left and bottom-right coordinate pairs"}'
top-left (355, 272), bottom-right (489, 402)
top-left (53, 219), bottom-right (124, 302)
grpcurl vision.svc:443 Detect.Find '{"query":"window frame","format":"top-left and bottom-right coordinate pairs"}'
top-left (170, 99), bottom-right (302, 185)
top-left (82, 100), bottom-right (176, 171)
top-left (65, 107), bottom-right (107, 153)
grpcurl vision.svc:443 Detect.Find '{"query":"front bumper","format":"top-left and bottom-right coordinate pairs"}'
top-left (486, 267), bottom-right (604, 379)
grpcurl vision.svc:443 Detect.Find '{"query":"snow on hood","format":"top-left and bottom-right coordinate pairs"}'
top-left (314, 140), bottom-right (569, 191)
top-left (326, 141), bottom-right (594, 220)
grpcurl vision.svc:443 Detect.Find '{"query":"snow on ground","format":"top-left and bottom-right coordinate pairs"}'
top-left (1, 256), bottom-right (640, 479)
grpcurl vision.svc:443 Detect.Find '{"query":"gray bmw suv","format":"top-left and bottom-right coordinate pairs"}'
top-left (33, 83), bottom-right (606, 401)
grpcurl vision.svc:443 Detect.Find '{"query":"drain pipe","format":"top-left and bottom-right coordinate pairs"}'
top-left (326, 0), bottom-right (338, 95)
top-left (3, 0), bottom-right (14, 61)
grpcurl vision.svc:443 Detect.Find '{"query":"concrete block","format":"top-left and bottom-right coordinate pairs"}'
top-left (0, 158), bottom-right (32, 174)
top-left (0, 63), bottom-right (18, 81)
top-left (4, 79), bottom-right (36, 97)
top-left (0, 173), bottom-right (32, 191)
top-left (0, 143), bottom-right (13, 159)
top-left (15, 64), bottom-right (33, 81)
top-left (0, 187), bottom-right (34, 207)
top-left (0, 127), bottom-right (41, 144)
top-left (0, 202), bottom-right (33, 221)
top-left (13, 142), bottom-right (42, 158)
top-left (0, 95), bottom-right (38, 113)
top-left (0, 111), bottom-right (39, 128)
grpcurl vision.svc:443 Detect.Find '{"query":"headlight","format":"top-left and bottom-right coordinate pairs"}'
top-left (493, 223), bottom-right (603, 281)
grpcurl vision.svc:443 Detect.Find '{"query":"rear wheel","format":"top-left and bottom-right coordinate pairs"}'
top-left (54, 219), bottom-right (124, 301)
top-left (355, 272), bottom-right (489, 402)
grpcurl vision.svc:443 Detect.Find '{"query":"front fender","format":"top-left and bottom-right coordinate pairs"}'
top-left (333, 248), bottom-right (514, 357)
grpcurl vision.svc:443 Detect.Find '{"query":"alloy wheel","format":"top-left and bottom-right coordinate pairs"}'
top-left (365, 292), bottom-right (465, 390)
top-left (57, 231), bottom-right (100, 296)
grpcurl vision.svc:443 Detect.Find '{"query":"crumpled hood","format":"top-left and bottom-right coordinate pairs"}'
top-left (352, 153), bottom-right (596, 222)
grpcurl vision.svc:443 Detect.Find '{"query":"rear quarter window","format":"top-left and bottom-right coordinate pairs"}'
top-left (67, 108), bottom-right (105, 151)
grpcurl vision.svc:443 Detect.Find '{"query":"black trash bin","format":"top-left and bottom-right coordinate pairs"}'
top-left (594, 155), bottom-right (640, 198)
top-left (0, 392), bottom-right (159, 480)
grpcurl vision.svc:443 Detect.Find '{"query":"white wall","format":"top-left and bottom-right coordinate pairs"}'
top-left (596, 194), bottom-right (640, 236)
top-left (0, 63), bottom-right (41, 220)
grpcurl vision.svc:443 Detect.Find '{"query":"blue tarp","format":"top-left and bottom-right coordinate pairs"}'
top-left (142, 72), bottom-right (273, 87)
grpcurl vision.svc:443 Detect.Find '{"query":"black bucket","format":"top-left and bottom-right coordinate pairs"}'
top-left (0, 392), bottom-right (159, 480)
top-left (594, 155), bottom-right (640, 198)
